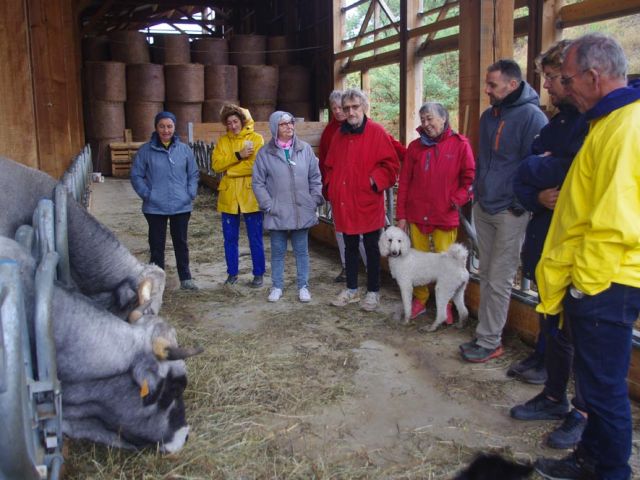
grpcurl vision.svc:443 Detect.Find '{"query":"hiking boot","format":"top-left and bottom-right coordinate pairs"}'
top-left (510, 392), bottom-right (570, 421)
top-left (547, 409), bottom-right (587, 450)
top-left (445, 303), bottom-right (454, 325)
top-left (268, 287), bottom-right (283, 302)
top-left (334, 267), bottom-right (346, 283)
top-left (224, 274), bottom-right (238, 285)
top-left (410, 297), bottom-right (426, 319)
top-left (461, 343), bottom-right (504, 363)
top-left (459, 339), bottom-right (478, 353)
top-left (249, 275), bottom-right (263, 288)
top-left (299, 286), bottom-right (311, 303)
top-left (331, 288), bottom-right (360, 307)
top-left (507, 351), bottom-right (544, 378)
top-left (534, 448), bottom-right (596, 480)
top-left (360, 291), bottom-right (380, 312)
top-left (180, 279), bottom-right (199, 291)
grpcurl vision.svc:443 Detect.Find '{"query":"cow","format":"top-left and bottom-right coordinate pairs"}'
top-left (0, 156), bottom-right (165, 319)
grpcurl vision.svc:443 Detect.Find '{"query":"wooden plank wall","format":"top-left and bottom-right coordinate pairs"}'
top-left (0, 0), bottom-right (84, 177)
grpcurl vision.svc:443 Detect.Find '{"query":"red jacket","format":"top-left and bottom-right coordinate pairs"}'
top-left (396, 127), bottom-right (475, 230)
top-left (324, 118), bottom-right (400, 234)
top-left (319, 117), bottom-right (342, 198)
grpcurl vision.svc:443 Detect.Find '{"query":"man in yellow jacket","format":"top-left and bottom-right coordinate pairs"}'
top-left (533, 34), bottom-right (640, 480)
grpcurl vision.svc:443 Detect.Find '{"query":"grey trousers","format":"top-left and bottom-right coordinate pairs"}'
top-left (473, 203), bottom-right (529, 349)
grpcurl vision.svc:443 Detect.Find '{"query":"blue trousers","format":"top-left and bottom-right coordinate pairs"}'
top-left (564, 283), bottom-right (640, 480)
top-left (221, 212), bottom-right (265, 277)
top-left (144, 212), bottom-right (192, 281)
top-left (269, 229), bottom-right (309, 290)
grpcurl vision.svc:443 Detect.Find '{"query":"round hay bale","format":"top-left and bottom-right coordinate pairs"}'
top-left (126, 64), bottom-right (165, 102)
top-left (165, 102), bottom-right (202, 139)
top-left (85, 61), bottom-right (126, 102)
top-left (153, 34), bottom-right (191, 64)
top-left (205, 65), bottom-right (238, 100)
top-left (203, 99), bottom-right (239, 123)
top-left (229, 34), bottom-right (267, 66)
top-left (278, 101), bottom-right (313, 121)
top-left (165, 64), bottom-right (205, 102)
top-left (108, 31), bottom-right (150, 64)
top-left (243, 101), bottom-right (276, 122)
top-left (267, 36), bottom-right (292, 65)
top-left (82, 36), bottom-right (110, 62)
top-left (277, 66), bottom-right (311, 103)
top-left (86, 100), bottom-right (125, 139)
top-left (239, 65), bottom-right (278, 106)
top-left (191, 38), bottom-right (229, 65)
top-left (126, 101), bottom-right (164, 141)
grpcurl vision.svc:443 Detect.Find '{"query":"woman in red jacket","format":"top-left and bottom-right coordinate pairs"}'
top-left (396, 102), bottom-right (475, 322)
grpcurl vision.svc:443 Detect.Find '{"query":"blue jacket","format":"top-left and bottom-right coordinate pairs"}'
top-left (130, 132), bottom-right (199, 215)
top-left (475, 81), bottom-right (548, 214)
top-left (514, 104), bottom-right (588, 279)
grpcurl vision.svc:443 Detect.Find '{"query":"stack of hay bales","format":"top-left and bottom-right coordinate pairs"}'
top-left (277, 66), bottom-right (312, 120)
top-left (164, 64), bottom-right (204, 140)
top-left (125, 64), bottom-right (165, 142)
top-left (151, 33), bottom-right (191, 64)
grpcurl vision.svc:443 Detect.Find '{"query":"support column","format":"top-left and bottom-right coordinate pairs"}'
top-left (528, 0), bottom-right (562, 108)
top-left (399, 0), bottom-right (422, 145)
top-left (332, 0), bottom-right (346, 90)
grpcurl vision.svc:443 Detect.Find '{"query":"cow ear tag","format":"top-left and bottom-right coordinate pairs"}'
top-left (140, 379), bottom-right (150, 398)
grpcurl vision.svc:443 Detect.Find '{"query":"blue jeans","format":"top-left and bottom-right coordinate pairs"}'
top-left (221, 212), bottom-right (265, 276)
top-left (564, 283), bottom-right (640, 480)
top-left (269, 229), bottom-right (309, 290)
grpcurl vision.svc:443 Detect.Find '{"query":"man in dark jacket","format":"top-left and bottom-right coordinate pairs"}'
top-left (460, 60), bottom-right (548, 362)
top-left (508, 40), bottom-right (589, 451)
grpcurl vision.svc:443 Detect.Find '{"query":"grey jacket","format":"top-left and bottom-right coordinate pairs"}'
top-left (474, 81), bottom-right (548, 214)
top-left (252, 134), bottom-right (324, 231)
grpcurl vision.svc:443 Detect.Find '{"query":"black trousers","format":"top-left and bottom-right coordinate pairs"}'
top-left (344, 229), bottom-right (381, 292)
top-left (144, 212), bottom-right (192, 281)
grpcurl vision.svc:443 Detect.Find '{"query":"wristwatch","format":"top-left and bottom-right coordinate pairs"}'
top-left (569, 285), bottom-right (585, 299)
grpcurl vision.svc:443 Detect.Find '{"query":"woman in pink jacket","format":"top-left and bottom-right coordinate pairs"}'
top-left (396, 102), bottom-right (475, 322)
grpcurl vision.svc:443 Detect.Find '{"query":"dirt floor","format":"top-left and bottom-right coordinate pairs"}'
top-left (63, 178), bottom-right (640, 479)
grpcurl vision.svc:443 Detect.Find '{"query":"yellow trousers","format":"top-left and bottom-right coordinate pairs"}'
top-left (409, 224), bottom-right (457, 304)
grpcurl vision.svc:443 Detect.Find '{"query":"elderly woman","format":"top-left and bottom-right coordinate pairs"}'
top-left (212, 104), bottom-right (266, 287)
top-left (252, 111), bottom-right (324, 303)
top-left (396, 102), bottom-right (475, 322)
top-left (130, 111), bottom-right (200, 290)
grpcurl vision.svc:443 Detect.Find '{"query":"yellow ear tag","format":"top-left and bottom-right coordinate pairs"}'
top-left (140, 379), bottom-right (149, 398)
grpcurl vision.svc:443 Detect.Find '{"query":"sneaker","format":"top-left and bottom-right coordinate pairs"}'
top-left (268, 287), bottom-right (283, 302)
top-left (459, 338), bottom-right (478, 353)
top-left (180, 279), bottom-right (199, 291)
top-left (445, 303), bottom-right (454, 325)
top-left (360, 291), bottom-right (380, 311)
top-left (534, 449), bottom-right (596, 480)
top-left (299, 286), bottom-right (311, 303)
top-left (517, 364), bottom-right (548, 385)
top-left (461, 343), bottom-right (504, 363)
top-left (249, 275), bottom-right (263, 288)
top-left (510, 392), bottom-right (570, 421)
top-left (224, 274), bottom-right (238, 285)
top-left (507, 351), bottom-right (544, 378)
top-left (547, 409), bottom-right (587, 450)
top-left (410, 297), bottom-right (426, 319)
top-left (334, 267), bottom-right (346, 283)
top-left (331, 288), bottom-right (360, 307)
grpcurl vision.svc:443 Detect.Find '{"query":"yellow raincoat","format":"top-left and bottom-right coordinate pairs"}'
top-left (536, 100), bottom-right (640, 315)
top-left (211, 108), bottom-right (265, 214)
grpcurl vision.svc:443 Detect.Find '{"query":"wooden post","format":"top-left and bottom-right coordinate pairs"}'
top-left (528, 0), bottom-right (562, 108)
top-left (332, 0), bottom-right (346, 90)
top-left (399, 0), bottom-right (422, 145)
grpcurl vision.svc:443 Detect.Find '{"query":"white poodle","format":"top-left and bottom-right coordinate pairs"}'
top-left (379, 226), bottom-right (469, 331)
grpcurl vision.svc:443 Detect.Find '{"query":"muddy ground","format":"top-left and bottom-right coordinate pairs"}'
top-left (63, 178), bottom-right (640, 479)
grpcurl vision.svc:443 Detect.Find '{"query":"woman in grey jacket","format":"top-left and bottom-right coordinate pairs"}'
top-left (130, 111), bottom-right (200, 290)
top-left (253, 111), bottom-right (324, 303)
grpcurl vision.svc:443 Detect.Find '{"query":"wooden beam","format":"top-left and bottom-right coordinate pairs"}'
top-left (333, 0), bottom-right (346, 90)
top-left (343, 20), bottom-right (398, 44)
top-left (344, 1), bottom-right (376, 65)
top-left (400, 0), bottom-right (422, 145)
top-left (335, 32), bottom-right (399, 60)
top-left (340, 49), bottom-right (400, 74)
top-left (416, 2), bottom-right (456, 56)
top-left (557, 0), bottom-right (640, 28)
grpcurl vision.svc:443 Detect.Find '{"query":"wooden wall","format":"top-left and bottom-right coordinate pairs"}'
top-left (0, 0), bottom-right (84, 178)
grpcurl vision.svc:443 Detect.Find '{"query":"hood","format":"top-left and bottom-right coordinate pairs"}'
top-left (268, 110), bottom-right (295, 139)
top-left (495, 81), bottom-right (541, 111)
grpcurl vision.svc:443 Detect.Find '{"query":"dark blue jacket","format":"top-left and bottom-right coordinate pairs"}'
top-left (514, 104), bottom-right (588, 279)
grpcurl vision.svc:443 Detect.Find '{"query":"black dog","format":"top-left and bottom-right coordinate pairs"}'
top-left (454, 453), bottom-right (533, 480)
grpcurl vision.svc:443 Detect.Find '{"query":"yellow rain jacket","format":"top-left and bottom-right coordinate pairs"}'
top-left (211, 108), bottom-right (265, 214)
top-left (536, 100), bottom-right (640, 315)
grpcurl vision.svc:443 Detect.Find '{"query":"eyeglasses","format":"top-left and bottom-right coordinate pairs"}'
top-left (278, 121), bottom-right (294, 128)
top-left (542, 72), bottom-right (561, 82)
top-left (560, 69), bottom-right (588, 86)
top-left (342, 104), bottom-right (362, 112)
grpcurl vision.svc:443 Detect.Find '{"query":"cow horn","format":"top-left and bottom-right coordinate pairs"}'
top-left (138, 278), bottom-right (152, 306)
top-left (166, 345), bottom-right (205, 360)
top-left (128, 300), bottom-right (152, 323)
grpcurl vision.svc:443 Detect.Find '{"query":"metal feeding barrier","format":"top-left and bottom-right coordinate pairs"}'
top-left (190, 140), bottom-right (216, 177)
top-left (0, 149), bottom-right (92, 479)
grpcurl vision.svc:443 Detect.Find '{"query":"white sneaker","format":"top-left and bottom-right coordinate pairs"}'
top-left (360, 291), bottom-right (380, 311)
top-left (268, 287), bottom-right (283, 302)
top-left (299, 286), bottom-right (311, 303)
top-left (331, 288), bottom-right (360, 307)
